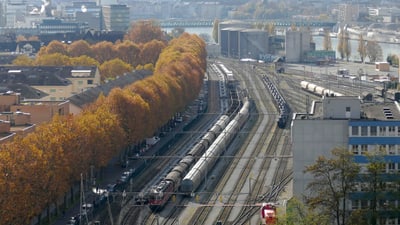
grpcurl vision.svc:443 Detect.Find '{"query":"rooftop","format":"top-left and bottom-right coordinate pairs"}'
top-left (362, 102), bottom-right (400, 120)
top-left (295, 96), bottom-right (400, 121)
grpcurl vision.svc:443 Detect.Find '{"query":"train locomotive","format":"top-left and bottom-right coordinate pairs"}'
top-left (260, 202), bottom-right (277, 225)
top-left (139, 115), bottom-right (230, 208)
top-left (180, 98), bottom-right (251, 194)
top-left (262, 75), bottom-right (291, 128)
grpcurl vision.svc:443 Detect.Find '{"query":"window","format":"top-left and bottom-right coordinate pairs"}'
top-left (361, 126), bottom-right (368, 136)
top-left (351, 200), bottom-right (359, 210)
top-left (352, 126), bottom-right (359, 136)
top-left (388, 126), bottom-right (396, 136)
top-left (370, 126), bottom-right (377, 136)
top-left (379, 126), bottom-right (386, 136)
top-left (379, 200), bottom-right (387, 209)
top-left (361, 200), bottom-right (368, 209)
top-left (346, 106), bottom-right (351, 112)
top-left (352, 145), bottom-right (359, 155)
top-left (50, 89), bottom-right (56, 93)
top-left (87, 79), bottom-right (93, 84)
top-left (360, 182), bottom-right (369, 191)
top-left (361, 145), bottom-right (368, 155)
top-left (78, 80), bottom-right (83, 85)
top-left (388, 163), bottom-right (395, 173)
top-left (389, 145), bottom-right (396, 154)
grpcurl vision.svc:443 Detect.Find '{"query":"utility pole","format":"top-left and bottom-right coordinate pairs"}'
top-left (80, 173), bottom-right (89, 225)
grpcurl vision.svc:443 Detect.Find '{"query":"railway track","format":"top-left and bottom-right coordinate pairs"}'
top-left (117, 64), bottom-right (223, 225)
top-left (178, 59), bottom-right (289, 225)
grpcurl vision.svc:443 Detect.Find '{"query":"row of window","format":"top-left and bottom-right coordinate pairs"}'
top-left (351, 125), bottom-right (400, 137)
top-left (357, 162), bottom-right (400, 174)
top-left (351, 144), bottom-right (398, 155)
top-left (351, 199), bottom-right (397, 209)
top-left (350, 201), bottom-right (399, 225)
top-left (354, 181), bottom-right (400, 192)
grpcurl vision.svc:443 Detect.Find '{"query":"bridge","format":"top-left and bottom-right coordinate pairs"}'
top-left (159, 20), bottom-right (214, 28)
top-left (159, 19), bottom-right (336, 28)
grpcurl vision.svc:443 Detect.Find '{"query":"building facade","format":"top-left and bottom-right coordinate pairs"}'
top-left (338, 3), bottom-right (360, 23)
top-left (102, 4), bottom-right (130, 32)
top-left (219, 25), bottom-right (269, 60)
top-left (285, 30), bottom-right (312, 63)
top-left (292, 96), bottom-right (400, 224)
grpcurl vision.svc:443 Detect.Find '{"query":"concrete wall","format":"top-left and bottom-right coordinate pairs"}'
top-left (239, 29), bottom-right (269, 59)
top-left (285, 30), bottom-right (311, 63)
top-left (322, 97), bottom-right (361, 119)
top-left (291, 117), bottom-right (349, 199)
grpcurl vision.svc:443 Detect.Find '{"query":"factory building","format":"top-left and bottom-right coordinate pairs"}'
top-left (292, 95), bottom-right (400, 223)
top-left (285, 30), bottom-right (312, 63)
top-left (219, 26), bottom-right (269, 60)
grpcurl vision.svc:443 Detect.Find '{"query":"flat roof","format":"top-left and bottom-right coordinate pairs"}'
top-left (295, 99), bottom-right (400, 121)
top-left (362, 102), bottom-right (400, 120)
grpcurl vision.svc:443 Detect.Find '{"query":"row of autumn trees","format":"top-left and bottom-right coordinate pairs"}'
top-left (12, 21), bottom-right (169, 82)
top-left (281, 148), bottom-right (396, 225)
top-left (322, 28), bottom-right (384, 63)
top-left (0, 31), bottom-right (207, 224)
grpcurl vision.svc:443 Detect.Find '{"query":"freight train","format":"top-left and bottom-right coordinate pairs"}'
top-left (138, 115), bottom-right (230, 207)
top-left (180, 98), bottom-right (250, 194)
top-left (300, 80), bottom-right (343, 97)
top-left (262, 75), bottom-right (291, 128)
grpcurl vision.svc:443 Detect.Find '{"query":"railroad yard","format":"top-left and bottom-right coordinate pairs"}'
top-left (92, 58), bottom-right (386, 225)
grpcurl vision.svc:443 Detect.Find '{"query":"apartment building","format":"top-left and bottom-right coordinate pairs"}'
top-left (0, 66), bottom-right (101, 101)
top-left (292, 96), bottom-right (400, 224)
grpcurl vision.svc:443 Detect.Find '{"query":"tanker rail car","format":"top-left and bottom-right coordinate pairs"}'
top-left (300, 81), bottom-right (343, 97)
top-left (261, 75), bottom-right (291, 128)
top-left (139, 115), bottom-right (230, 208)
top-left (180, 98), bottom-right (250, 194)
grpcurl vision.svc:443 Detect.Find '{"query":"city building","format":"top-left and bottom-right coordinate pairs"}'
top-left (64, 1), bottom-right (102, 30)
top-left (292, 95), bottom-right (400, 223)
top-left (0, 66), bottom-right (101, 101)
top-left (219, 23), bottom-right (269, 59)
top-left (68, 69), bottom-right (151, 114)
top-left (285, 30), bottom-right (312, 63)
top-left (102, 4), bottom-right (130, 32)
top-left (337, 3), bottom-right (359, 23)
top-left (37, 18), bottom-right (88, 35)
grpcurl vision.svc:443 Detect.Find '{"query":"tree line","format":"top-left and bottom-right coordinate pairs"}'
top-left (12, 21), bottom-right (172, 82)
top-left (0, 27), bottom-right (206, 224)
top-left (322, 28), bottom-right (384, 63)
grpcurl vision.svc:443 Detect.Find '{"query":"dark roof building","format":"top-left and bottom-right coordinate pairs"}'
top-left (68, 69), bottom-right (152, 114)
